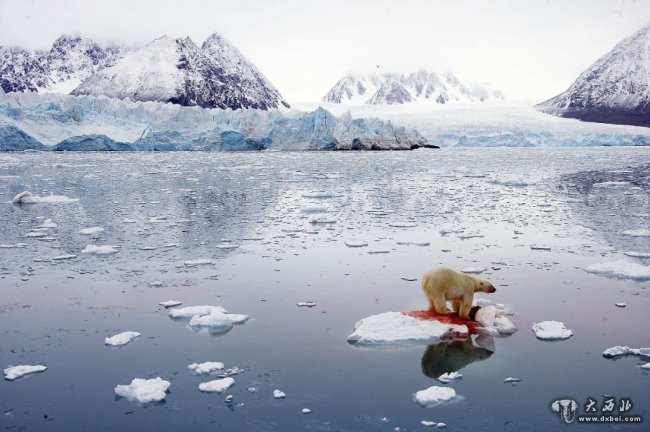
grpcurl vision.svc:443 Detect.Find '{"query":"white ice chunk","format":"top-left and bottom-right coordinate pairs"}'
top-left (159, 300), bottom-right (182, 308)
top-left (437, 372), bottom-right (463, 384)
top-left (388, 222), bottom-right (417, 228)
top-left (623, 251), bottom-right (650, 258)
top-left (602, 346), bottom-right (650, 359)
top-left (81, 244), bottom-right (119, 255)
top-left (114, 377), bottom-right (170, 404)
top-left (12, 191), bottom-right (78, 204)
top-left (199, 377), bottom-right (235, 393)
top-left (421, 420), bottom-right (438, 427)
top-left (79, 227), bottom-right (104, 235)
top-left (297, 301), bottom-right (317, 307)
top-left (183, 258), bottom-right (214, 267)
top-left (583, 260), bottom-right (650, 280)
top-left (188, 309), bottom-right (249, 328)
top-left (345, 240), bottom-right (368, 248)
top-left (188, 362), bottom-right (225, 374)
top-left (273, 389), bottom-right (286, 399)
top-left (504, 377), bottom-right (522, 383)
top-left (105, 331), bottom-right (140, 346)
top-left (641, 363), bottom-right (650, 369)
top-left (302, 408), bottom-right (312, 414)
top-left (492, 316), bottom-right (517, 335)
top-left (215, 243), bottom-right (240, 250)
top-left (475, 305), bottom-right (496, 327)
top-left (39, 219), bottom-right (57, 228)
top-left (615, 302), bottom-right (626, 308)
top-left (168, 305), bottom-right (227, 319)
top-left (532, 321), bottom-right (573, 340)
top-left (52, 254), bottom-right (76, 261)
top-left (4, 365), bottom-right (47, 380)
top-left (461, 267), bottom-right (487, 274)
top-left (622, 229), bottom-right (650, 237)
top-left (414, 386), bottom-right (459, 407)
top-left (347, 312), bottom-right (468, 346)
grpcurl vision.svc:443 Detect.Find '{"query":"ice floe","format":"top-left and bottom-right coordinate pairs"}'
top-left (583, 260), bottom-right (650, 280)
top-left (79, 227), bottom-right (104, 235)
top-left (114, 377), bottom-right (170, 404)
top-left (81, 244), bottom-right (119, 255)
top-left (105, 331), bottom-right (140, 346)
top-left (52, 254), bottom-right (76, 261)
top-left (273, 389), bottom-right (286, 399)
top-left (602, 346), bottom-right (650, 359)
top-left (503, 377), bottom-right (522, 383)
top-left (159, 300), bottom-right (182, 308)
top-left (169, 305), bottom-right (227, 319)
top-left (623, 252), bottom-right (650, 258)
top-left (461, 267), bottom-right (487, 274)
top-left (183, 258), bottom-right (214, 267)
top-left (199, 377), bottom-right (235, 393)
top-left (622, 229), bottom-right (650, 237)
top-left (437, 372), bottom-right (462, 384)
top-left (532, 321), bottom-right (573, 340)
top-left (302, 408), bottom-right (312, 414)
top-left (615, 302), bottom-right (626, 308)
top-left (4, 365), bottom-right (47, 380)
top-left (188, 362), bottom-right (225, 374)
top-left (12, 191), bottom-right (78, 204)
top-left (414, 386), bottom-right (459, 407)
top-left (297, 301), bottom-right (317, 307)
top-left (169, 305), bottom-right (248, 331)
top-left (396, 240), bottom-right (430, 246)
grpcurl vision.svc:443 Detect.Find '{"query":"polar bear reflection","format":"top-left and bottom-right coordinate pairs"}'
top-left (421, 335), bottom-right (495, 379)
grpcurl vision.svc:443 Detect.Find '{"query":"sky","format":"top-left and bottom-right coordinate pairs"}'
top-left (0, 0), bottom-right (648, 103)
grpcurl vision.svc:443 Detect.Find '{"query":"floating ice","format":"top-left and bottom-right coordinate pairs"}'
top-left (504, 377), bottom-right (522, 383)
top-left (300, 206), bottom-right (328, 214)
top-left (52, 254), bottom-right (76, 261)
top-left (81, 244), bottom-right (119, 255)
top-left (622, 229), bottom-right (650, 237)
top-left (475, 305), bottom-right (496, 327)
top-left (198, 377), bottom-right (235, 393)
top-left (439, 228), bottom-right (463, 235)
top-left (302, 408), bottom-right (312, 414)
top-left (641, 363), bottom-right (650, 369)
top-left (188, 362), bottom-right (225, 374)
top-left (12, 191), bottom-right (78, 204)
top-left (461, 267), bottom-right (486, 274)
top-left (615, 302), bottom-right (626, 308)
top-left (457, 232), bottom-right (484, 239)
top-left (623, 251), bottom-right (650, 258)
top-left (367, 249), bottom-right (391, 254)
top-left (149, 281), bottom-right (163, 287)
top-left (105, 331), bottom-right (140, 346)
top-left (159, 300), bottom-right (182, 308)
top-left (437, 372), bottom-right (463, 384)
top-left (215, 243), bottom-right (240, 250)
top-left (421, 420), bottom-right (437, 427)
top-left (593, 181), bottom-right (630, 188)
top-left (345, 240), bottom-right (368, 248)
top-left (530, 245), bottom-right (552, 251)
top-left (347, 312), bottom-right (468, 346)
top-left (183, 258), bottom-right (214, 267)
top-left (4, 365), bottom-right (47, 380)
top-left (532, 321), bottom-right (573, 340)
top-left (396, 240), bottom-right (430, 246)
top-left (297, 301), bottom-right (317, 307)
top-left (114, 377), bottom-right (170, 404)
top-left (414, 386), bottom-right (459, 407)
top-left (309, 216), bottom-right (337, 224)
top-left (583, 260), bottom-right (650, 280)
top-left (168, 305), bottom-right (227, 319)
top-left (602, 346), bottom-right (650, 359)
top-left (188, 309), bottom-right (249, 328)
top-left (388, 222), bottom-right (417, 228)
top-left (39, 219), bottom-right (57, 228)
top-left (273, 389), bottom-right (286, 399)
top-left (79, 227), bottom-right (104, 235)
top-left (0, 243), bottom-right (27, 249)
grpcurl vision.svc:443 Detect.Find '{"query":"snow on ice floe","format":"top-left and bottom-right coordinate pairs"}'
top-left (4, 365), bottom-right (47, 380)
top-left (188, 362), bottom-right (225, 374)
top-left (437, 372), bottom-right (462, 384)
top-left (169, 305), bottom-right (227, 319)
top-left (169, 305), bottom-right (248, 330)
top-left (199, 377), bottom-right (235, 393)
top-left (532, 321), bottom-right (573, 340)
top-left (81, 244), bottom-right (119, 255)
top-left (622, 229), bottom-right (650, 237)
top-left (105, 331), bottom-right (140, 346)
top-left (602, 346), bottom-right (650, 359)
top-left (114, 377), bottom-right (170, 404)
top-left (414, 386), bottom-right (460, 407)
top-left (583, 260), bottom-right (650, 280)
top-left (273, 389), bottom-right (286, 399)
top-left (159, 300), bottom-right (182, 308)
top-left (79, 227), bottom-right (104, 235)
top-left (348, 304), bottom-right (516, 346)
top-left (11, 191), bottom-right (78, 204)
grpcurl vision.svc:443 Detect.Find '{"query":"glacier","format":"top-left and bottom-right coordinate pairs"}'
top-left (0, 90), bottom-right (426, 151)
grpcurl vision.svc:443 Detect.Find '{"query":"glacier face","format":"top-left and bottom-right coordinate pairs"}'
top-left (72, 33), bottom-right (289, 110)
top-left (0, 91), bottom-right (426, 151)
top-left (323, 70), bottom-right (504, 105)
top-left (538, 24), bottom-right (650, 127)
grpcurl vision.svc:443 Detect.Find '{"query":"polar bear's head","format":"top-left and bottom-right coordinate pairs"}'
top-left (468, 275), bottom-right (496, 293)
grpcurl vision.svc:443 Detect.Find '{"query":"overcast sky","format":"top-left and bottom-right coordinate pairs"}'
top-left (1, 0), bottom-right (648, 103)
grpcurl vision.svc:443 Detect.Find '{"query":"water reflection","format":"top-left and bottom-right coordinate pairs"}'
top-left (421, 335), bottom-right (495, 379)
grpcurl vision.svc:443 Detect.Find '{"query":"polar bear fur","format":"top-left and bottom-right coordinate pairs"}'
top-left (421, 267), bottom-right (496, 320)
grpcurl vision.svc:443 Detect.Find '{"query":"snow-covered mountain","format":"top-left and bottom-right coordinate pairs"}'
top-left (538, 24), bottom-right (650, 127)
top-left (72, 33), bottom-right (289, 110)
top-left (323, 70), bottom-right (504, 105)
top-left (0, 35), bottom-right (122, 94)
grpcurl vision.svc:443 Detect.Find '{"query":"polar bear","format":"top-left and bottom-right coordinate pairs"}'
top-left (421, 267), bottom-right (496, 320)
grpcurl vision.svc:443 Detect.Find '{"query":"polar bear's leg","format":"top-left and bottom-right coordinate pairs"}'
top-left (433, 295), bottom-right (452, 315)
top-left (458, 293), bottom-right (473, 320)
top-left (451, 300), bottom-right (461, 313)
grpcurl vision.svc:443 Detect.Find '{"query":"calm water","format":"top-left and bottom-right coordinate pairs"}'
top-left (0, 148), bottom-right (648, 431)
